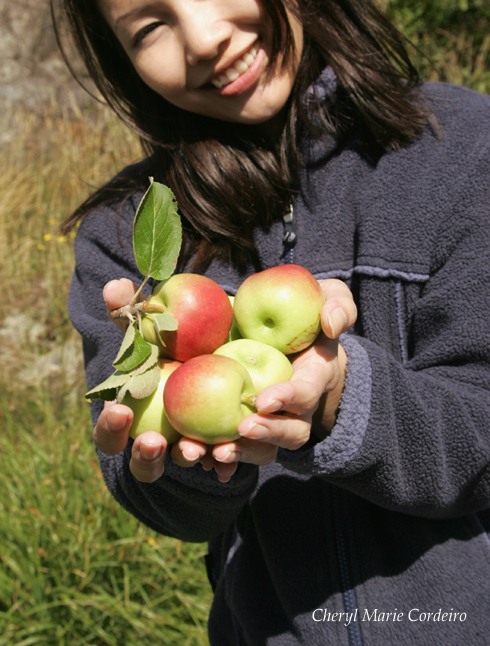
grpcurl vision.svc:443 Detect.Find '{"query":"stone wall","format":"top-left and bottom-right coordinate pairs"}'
top-left (0, 0), bottom-right (93, 113)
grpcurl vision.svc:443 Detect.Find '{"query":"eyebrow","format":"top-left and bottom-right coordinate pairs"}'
top-left (114, 4), bottom-right (153, 32)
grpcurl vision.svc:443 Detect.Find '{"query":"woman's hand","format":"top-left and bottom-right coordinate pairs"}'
top-left (92, 279), bottom-right (165, 482)
top-left (173, 279), bottom-right (357, 482)
top-left (94, 277), bottom-right (356, 484)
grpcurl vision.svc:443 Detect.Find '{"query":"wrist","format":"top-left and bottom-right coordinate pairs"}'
top-left (312, 343), bottom-right (348, 440)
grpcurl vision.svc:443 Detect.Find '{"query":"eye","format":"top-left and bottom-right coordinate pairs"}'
top-left (132, 22), bottom-right (165, 48)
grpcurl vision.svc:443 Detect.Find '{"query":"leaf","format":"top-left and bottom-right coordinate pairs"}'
top-left (130, 343), bottom-right (160, 377)
top-left (113, 323), bottom-right (136, 365)
top-left (133, 179), bottom-right (182, 281)
top-left (85, 371), bottom-right (131, 403)
top-left (149, 312), bottom-right (179, 334)
top-left (117, 363), bottom-right (162, 402)
top-left (113, 327), bottom-right (153, 373)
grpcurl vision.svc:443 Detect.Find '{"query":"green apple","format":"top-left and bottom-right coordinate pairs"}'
top-left (163, 354), bottom-right (257, 445)
top-left (227, 295), bottom-right (242, 342)
top-left (214, 339), bottom-right (293, 393)
top-left (233, 264), bottom-right (325, 354)
top-left (122, 358), bottom-right (182, 441)
top-left (141, 273), bottom-right (234, 362)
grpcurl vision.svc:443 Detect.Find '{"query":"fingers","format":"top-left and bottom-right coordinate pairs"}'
top-left (94, 402), bottom-right (168, 483)
top-left (131, 431), bottom-right (168, 483)
top-left (255, 335), bottom-right (340, 417)
top-left (93, 402), bottom-right (133, 455)
top-left (171, 439), bottom-right (241, 483)
top-left (103, 278), bottom-right (140, 333)
top-left (318, 278), bottom-right (357, 339)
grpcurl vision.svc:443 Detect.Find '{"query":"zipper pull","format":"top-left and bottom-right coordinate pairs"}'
top-left (282, 204), bottom-right (297, 248)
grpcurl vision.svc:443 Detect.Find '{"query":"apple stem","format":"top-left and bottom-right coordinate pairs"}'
top-left (131, 275), bottom-right (150, 305)
top-left (241, 395), bottom-right (258, 412)
top-left (110, 300), bottom-right (166, 321)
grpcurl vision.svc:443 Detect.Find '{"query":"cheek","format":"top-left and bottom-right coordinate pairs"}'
top-left (133, 53), bottom-right (184, 98)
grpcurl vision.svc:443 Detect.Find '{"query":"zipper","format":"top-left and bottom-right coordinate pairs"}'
top-left (282, 203), bottom-right (297, 264)
top-left (332, 486), bottom-right (364, 646)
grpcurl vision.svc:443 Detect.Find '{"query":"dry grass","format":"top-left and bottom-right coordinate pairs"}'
top-left (0, 99), bottom-right (212, 645)
top-left (0, 99), bottom-right (140, 393)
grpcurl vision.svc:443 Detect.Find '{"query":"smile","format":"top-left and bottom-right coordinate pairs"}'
top-left (209, 42), bottom-right (260, 89)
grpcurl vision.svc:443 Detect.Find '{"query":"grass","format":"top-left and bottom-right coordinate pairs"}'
top-left (0, 100), bottom-right (212, 645)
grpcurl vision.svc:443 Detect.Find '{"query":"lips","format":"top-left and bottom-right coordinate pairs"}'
top-left (208, 42), bottom-right (261, 90)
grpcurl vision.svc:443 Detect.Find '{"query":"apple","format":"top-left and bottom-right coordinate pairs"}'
top-left (214, 339), bottom-right (293, 393)
top-left (122, 358), bottom-right (182, 441)
top-left (141, 273), bottom-right (234, 362)
top-left (227, 295), bottom-right (242, 342)
top-left (163, 354), bottom-right (257, 445)
top-left (233, 264), bottom-right (325, 354)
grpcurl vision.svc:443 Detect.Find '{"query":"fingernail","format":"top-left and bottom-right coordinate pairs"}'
top-left (182, 449), bottom-right (199, 462)
top-left (327, 308), bottom-right (347, 338)
top-left (140, 442), bottom-right (163, 460)
top-left (214, 450), bottom-right (232, 463)
top-left (102, 280), bottom-right (117, 303)
top-left (214, 450), bottom-right (242, 463)
top-left (107, 408), bottom-right (128, 432)
top-left (238, 422), bottom-right (268, 439)
top-left (257, 399), bottom-right (282, 414)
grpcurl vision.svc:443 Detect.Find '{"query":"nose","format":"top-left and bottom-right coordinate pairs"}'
top-left (180, 7), bottom-right (233, 66)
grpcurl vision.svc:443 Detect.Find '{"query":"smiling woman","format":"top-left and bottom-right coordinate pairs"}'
top-left (50, 1), bottom-right (490, 645)
top-left (98, 0), bottom-right (303, 124)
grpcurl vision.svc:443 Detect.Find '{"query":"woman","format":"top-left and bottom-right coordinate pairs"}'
top-left (54, 0), bottom-right (490, 643)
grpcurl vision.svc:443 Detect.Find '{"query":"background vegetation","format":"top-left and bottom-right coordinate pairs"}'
top-left (0, 2), bottom-right (488, 645)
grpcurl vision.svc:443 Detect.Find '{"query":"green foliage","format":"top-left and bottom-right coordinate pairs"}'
top-left (0, 384), bottom-right (211, 646)
top-left (133, 179), bottom-right (182, 283)
top-left (384, 0), bottom-right (490, 93)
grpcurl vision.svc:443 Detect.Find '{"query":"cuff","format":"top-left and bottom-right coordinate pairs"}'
top-left (277, 333), bottom-right (372, 476)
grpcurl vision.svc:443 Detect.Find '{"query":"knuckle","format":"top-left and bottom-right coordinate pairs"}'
top-left (130, 459), bottom-right (162, 483)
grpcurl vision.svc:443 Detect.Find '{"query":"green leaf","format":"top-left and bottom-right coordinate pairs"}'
top-left (85, 371), bottom-right (131, 403)
top-left (113, 323), bottom-right (136, 365)
top-left (130, 344), bottom-right (160, 377)
top-left (113, 328), bottom-right (152, 372)
top-left (133, 179), bottom-right (182, 281)
top-left (149, 312), bottom-right (179, 334)
top-left (117, 364), bottom-right (162, 402)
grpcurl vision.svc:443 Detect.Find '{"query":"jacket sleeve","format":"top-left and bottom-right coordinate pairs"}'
top-left (278, 121), bottom-right (490, 520)
top-left (68, 199), bottom-right (258, 543)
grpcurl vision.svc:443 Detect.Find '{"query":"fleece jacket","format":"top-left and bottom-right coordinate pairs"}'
top-left (69, 74), bottom-right (490, 645)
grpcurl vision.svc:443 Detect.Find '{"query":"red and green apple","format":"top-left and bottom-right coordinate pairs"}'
top-left (141, 273), bottom-right (234, 362)
top-left (163, 354), bottom-right (257, 445)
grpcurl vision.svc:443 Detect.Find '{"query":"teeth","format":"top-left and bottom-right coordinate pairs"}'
top-left (234, 60), bottom-right (249, 73)
top-left (210, 42), bottom-right (259, 88)
top-left (225, 68), bottom-right (240, 82)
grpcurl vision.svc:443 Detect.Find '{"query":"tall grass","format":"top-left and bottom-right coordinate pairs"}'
top-left (0, 99), bottom-right (211, 645)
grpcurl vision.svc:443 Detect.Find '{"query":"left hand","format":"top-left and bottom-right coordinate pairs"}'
top-left (170, 278), bottom-right (357, 482)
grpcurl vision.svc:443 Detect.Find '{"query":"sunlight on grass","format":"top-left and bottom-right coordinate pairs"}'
top-left (0, 101), bottom-right (211, 645)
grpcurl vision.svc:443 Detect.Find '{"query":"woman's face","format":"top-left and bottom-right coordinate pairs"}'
top-left (98, 0), bottom-right (303, 124)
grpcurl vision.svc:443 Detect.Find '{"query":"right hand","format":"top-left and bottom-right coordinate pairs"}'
top-left (93, 279), bottom-right (168, 482)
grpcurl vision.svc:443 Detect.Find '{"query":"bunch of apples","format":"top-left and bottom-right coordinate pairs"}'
top-left (123, 264), bottom-right (326, 445)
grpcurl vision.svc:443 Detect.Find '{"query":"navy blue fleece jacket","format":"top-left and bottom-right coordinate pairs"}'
top-left (69, 77), bottom-right (490, 645)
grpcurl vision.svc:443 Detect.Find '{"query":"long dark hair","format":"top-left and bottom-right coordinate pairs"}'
top-left (52, 0), bottom-right (430, 271)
